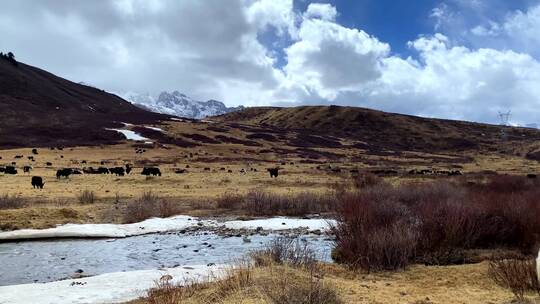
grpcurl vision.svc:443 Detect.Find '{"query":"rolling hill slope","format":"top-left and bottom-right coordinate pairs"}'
top-left (215, 106), bottom-right (540, 153)
top-left (0, 57), bottom-right (169, 147)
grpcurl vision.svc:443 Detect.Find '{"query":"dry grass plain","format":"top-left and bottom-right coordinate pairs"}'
top-left (2, 119), bottom-right (540, 303)
top-left (1, 119), bottom-right (540, 230)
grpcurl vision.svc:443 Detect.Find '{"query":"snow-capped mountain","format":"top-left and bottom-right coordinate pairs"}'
top-left (122, 91), bottom-right (243, 119)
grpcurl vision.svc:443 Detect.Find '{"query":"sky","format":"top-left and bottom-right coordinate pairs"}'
top-left (1, 0), bottom-right (540, 124)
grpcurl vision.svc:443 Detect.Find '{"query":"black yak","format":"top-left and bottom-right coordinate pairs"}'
top-left (97, 167), bottom-right (109, 174)
top-left (5, 166), bottom-right (17, 174)
top-left (109, 167), bottom-right (125, 176)
top-left (31, 176), bottom-right (45, 189)
top-left (141, 167), bottom-right (161, 176)
top-left (56, 168), bottom-right (73, 179)
top-left (267, 168), bottom-right (279, 178)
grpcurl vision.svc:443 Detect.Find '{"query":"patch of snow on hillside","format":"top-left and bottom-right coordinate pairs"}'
top-left (145, 126), bottom-right (165, 132)
top-left (107, 128), bottom-right (150, 141)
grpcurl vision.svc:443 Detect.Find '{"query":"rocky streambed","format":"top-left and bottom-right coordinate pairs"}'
top-left (0, 218), bottom-right (335, 286)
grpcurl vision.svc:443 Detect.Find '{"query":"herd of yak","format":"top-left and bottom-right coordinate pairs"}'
top-left (0, 148), bottom-right (282, 190)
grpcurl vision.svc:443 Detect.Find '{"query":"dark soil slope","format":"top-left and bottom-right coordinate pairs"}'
top-left (215, 106), bottom-right (540, 153)
top-left (0, 58), bottom-right (169, 147)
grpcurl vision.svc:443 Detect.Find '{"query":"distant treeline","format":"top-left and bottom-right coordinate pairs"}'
top-left (0, 51), bottom-right (18, 66)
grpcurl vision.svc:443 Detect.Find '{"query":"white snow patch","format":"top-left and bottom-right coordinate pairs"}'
top-left (0, 216), bottom-right (334, 241)
top-left (107, 128), bottom-right (150, 141)
top-left (171, 117), bottom-right (185, 122)
top-left (121, 122), bottom-right (134, 127)
top-left (145, 126), bottom-right (165, 132)
top-left (0, 216), bottom-right (211, 240)
top-left (0, 264), bottom-right (224, 304)
top-left (223, 217), bottom-right (335, 231)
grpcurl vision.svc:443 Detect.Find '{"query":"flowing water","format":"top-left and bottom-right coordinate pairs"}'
top-left (0, 231), bottom-right (333, 286)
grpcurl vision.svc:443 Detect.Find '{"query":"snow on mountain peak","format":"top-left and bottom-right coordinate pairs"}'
top-left (121, 91), bottom-right (243, 119)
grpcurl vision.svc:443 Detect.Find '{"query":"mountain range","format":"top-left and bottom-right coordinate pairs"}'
top-left (122, 91), bottom-right (243, 119)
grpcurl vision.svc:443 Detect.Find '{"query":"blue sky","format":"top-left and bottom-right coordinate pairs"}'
top-left (292, 0), bottom-right (536, 58)
top-left (2, 0), bottom-right (540, 124)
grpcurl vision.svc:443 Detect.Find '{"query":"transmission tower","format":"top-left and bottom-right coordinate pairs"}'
top-left (498, 111), bottom-right (511, 139)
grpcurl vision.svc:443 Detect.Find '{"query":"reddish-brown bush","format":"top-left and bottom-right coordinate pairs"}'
top-left (216, 190), bottom-right (337, 216)
top-left (332, 190), bottom-right (418, 271)
top-left (332, 175), bottom-right (540, 271)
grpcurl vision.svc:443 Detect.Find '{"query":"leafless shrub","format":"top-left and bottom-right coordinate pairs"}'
top-left (216, 192), bottom-right (244, 209)
top-left (352, 172), bottom-right (383, 189)
top-left (333, 174), bottom-right (540, 271)
top-left (146, 261), bottom-right (253, 304)
top-left (261, 266), bottom-right (342, 304)
top-left (0, 194), bottom-right (26, 209)
top-left (77, 190), bottom-right (96, 204)
top-left (124, 191), bottom-right (178, 223)
top-left (488, 254), bottom-right (540, 302)
top-left (251, 236), bottom-right (317, 269)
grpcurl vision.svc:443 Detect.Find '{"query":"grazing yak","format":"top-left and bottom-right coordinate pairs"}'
top-left (267, 168), bottom-right (279, 178)
top-left (0, 167), bottom-right (4, 173)
top-left (46, 162), bottom-right (52, 166)
top-left (141, 167), bottom-right (161, 176)
top-left (23, 166), bottom-right (32, 173)
top-left (56, 168), bottom-right (73, 179)
top-left (98, 167), bottom-right (110, 174)
top-left (5, 166), bottom-right (17, 174)
top-left (83, 167), bottom-right (98, 174)
top-left (125, 164), bottom-right (132, 174)
top-left (109, 167), bottom-right (125, 176)
top-left (31, 148), bottom-right (38, 155)
top-left (175, 169), bottom-right (187, 174)
top-left (31, 176), bottom-right (44, 189)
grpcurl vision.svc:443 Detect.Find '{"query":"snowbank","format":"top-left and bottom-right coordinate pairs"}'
top-left (223, 217), bottom-right (335, 231)
top-left (0, 264), bottom-right (224, 304)
top-left (145, 126), bottom-right (165, 132)
top-left (106, 128), bottom-right (150, 141)
top-left (0, 216), bottom-right (209, 241)
top-left (0, 216), bottom-right (334, 241)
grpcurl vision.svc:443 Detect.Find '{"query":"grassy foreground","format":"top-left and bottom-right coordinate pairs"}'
top-left (128, 260), bottom-right (524, 304)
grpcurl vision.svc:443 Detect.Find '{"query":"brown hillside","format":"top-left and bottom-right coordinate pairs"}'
top-left (215, 106), bottom-right (540, 153)
top-left (0, 57), bottom-right (169, 147)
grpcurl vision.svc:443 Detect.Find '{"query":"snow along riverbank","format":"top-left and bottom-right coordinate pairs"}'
top-left (0, 216), bottom-right (335, 241)
top-left (0, 264), bottom-right (224, 304)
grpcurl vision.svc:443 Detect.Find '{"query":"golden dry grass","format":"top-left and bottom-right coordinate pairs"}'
top-left (1, 119), bottom-right (540, 230)
top-left (128, 261), bottom-right (538, 304)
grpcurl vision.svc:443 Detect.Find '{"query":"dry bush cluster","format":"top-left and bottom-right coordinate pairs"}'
top-left (251, 237), bottom-right (317, 268)
top-left (123, 191), bottom-right (179, 223)
top-left (0, 193), bottom-right (26, 209)
top-left (216, 190), bottom-right (337, 216)
top-left (77, 190), bottom-right (96, 204)
top-left (332, 174), bottom-right (540, 271)
top-left (488, 253), bottom-right (540, 302)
